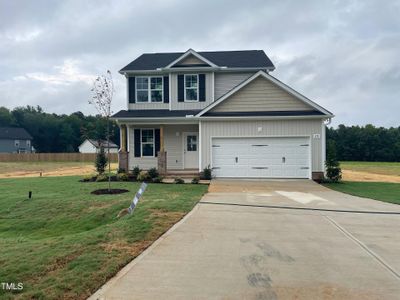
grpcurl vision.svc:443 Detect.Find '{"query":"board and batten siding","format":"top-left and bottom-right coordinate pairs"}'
top-left (170, 73), bottom-right (213, 110)
top-left (212, 77), bottom-right (313, 112)
top-left (200, 119), bottom-right (324, 172)
top-left (128, 124), bottom-right (198, 170)
top-left (174, 55), bottom-right (206, 66)
top-left (214, 72), bottom-right (255, 100)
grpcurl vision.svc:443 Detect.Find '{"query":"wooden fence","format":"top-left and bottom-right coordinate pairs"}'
top-left (0, 153), bottom-right (118, 162)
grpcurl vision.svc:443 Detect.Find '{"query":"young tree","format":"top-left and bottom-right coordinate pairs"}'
top-left (325, 140), bottom-right (342, 182)
top-left (95, 146), bottom-right (108, 174)
top-left (89, 70), bottom-right (114, 191)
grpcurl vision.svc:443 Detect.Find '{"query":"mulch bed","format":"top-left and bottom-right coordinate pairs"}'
top-left (91, 189), bottom-right (129, 195)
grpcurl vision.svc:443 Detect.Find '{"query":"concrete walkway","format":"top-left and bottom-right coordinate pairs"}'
top-left (90, 180), bottom-right (400, 300)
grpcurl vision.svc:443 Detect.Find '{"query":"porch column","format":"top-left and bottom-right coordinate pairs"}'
top-left (157, 125), bottom-right (167, 175)
top-left (118, 124), bottom-right (129, 172)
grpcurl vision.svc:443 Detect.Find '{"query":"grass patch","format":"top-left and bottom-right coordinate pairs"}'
top-left (0, 176), bottom-right (208, 299)
top-left (323, 181), bottom-right (400, 205)
top-left (340, 161), bottom-right (400, 176)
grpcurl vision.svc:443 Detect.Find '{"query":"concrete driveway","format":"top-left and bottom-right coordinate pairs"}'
top-left (90, 180), bottom-right (400, 300)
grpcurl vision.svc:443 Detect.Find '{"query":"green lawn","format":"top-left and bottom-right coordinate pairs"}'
top-left (340, 161), bottom-right (400, 176)
top-left (323, 181), bottom-right (400, 205)
top-left (0, 176), bottom-right (208, 299)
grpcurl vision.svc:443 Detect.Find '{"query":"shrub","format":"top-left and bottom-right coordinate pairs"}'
top-left (117, 172), bottom-right (129, 181)
top-left (200, 165), bottom-right (212, 180)
top-left (131, 166), bottom-right (141, 178)
top-left (174, 177), bottom-right (185, 184)
top-left (96, 174), bottom-right (108, 182)
top-left (95, 146), bottom-right (108, 174)
top-left (191, 177), bottom-right (200, 184)
top-left (152, 176), bottom-right (164, 183)
top-left (137, 171), bottom-right (151, 182)
top-left (148, 167), bottom-right (159, 179)
top-left (325, 140), bottom-right (342, 183)
top-left (80, 175), bottom-right (96, 182)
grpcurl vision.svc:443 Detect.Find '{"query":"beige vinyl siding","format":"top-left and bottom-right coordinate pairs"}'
top-left (174, 55), bottom-right (207, 66)
top-left (170, 73), bottom-right (213, 110)
top-left (200, 119), bottom-right (324, 172)
top-left (212, 77), bottom-right (314, 112)
top-left (214, 72), bottom-right (254, 99)
top-left (128, 124), bottom-right (198, 170)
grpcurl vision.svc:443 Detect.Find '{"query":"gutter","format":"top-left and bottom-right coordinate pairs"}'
top-left (119, 66), bottom-right (275, 75)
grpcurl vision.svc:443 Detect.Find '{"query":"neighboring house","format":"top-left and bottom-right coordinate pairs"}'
top-left (78, 139), bottom-right (119, 153)
top-left (0, 127), bottom-right (33, 153)
top-left (113, 49), bottom-right (334, 180)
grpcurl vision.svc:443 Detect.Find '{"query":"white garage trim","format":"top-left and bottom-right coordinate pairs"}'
top-left (210, 135), bottom-right (312, 179)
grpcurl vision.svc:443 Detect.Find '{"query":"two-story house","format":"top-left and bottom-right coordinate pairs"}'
top-left (0, 127), bottom-right (33, 153)
top-left (113, 49), bottom-right (333, 180)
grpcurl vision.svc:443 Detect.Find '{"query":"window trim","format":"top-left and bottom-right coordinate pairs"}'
top-left (184, 74), bottom-right (199, 102)
top-left (135, 76), bottom-right (163, 103)
top-left (140, 128), bottom-right (155, 157)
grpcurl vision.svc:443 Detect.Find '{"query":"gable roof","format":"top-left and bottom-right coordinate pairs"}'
top-left (85, 139), bottom-right (118, 149)
top-left (165, 49), bottom-right (217, 68)
top-left (0, 127), bottom-right (33, 140)
top-left (196, 70), bottom-right (334, 117)
top-left (120, 49), bottom-right (275, 72)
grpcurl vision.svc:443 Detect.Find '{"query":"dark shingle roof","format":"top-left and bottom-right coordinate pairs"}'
top-left (0, 127), bottom-right (33, 140)
top-left (112, 110), bottom-right (201, 118)
top-left (120, 50), bottom-right (274, 72)
top-left (87, 139), bottom-right (118, 148)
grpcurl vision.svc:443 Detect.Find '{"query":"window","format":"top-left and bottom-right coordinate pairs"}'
top-left (187, 135), bottom-right (197, 151)
top-left (184, 74), bottom-right (198, 101)
top-left (136, 77), bottom-right (163, 103)
top-left (141, 129), bottom-right (154, 157)
top-left (26, 140), bottom-right (31, 147)
top-left (136, 77), bottom-right (148, 102)
top-left (14, 140), bottom-right (20, 147)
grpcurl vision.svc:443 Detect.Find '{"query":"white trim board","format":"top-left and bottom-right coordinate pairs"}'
top-left (196, 70), bottom-right (334, 117)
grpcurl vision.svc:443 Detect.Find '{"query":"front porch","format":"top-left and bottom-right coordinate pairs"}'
top-left (118, 123), bottom-right (200, 175)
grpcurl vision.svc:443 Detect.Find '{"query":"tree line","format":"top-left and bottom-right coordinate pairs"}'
top-left (327, 124), bottom-right (400, 162)
top-left (0, 106), bottom-right (119, 153)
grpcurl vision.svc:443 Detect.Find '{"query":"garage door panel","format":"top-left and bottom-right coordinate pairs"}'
top-left (212, 137), bottom-right (310, 178)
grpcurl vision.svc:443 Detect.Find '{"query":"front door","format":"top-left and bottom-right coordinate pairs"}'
top-left (183, 132), bottom-right (199, 169)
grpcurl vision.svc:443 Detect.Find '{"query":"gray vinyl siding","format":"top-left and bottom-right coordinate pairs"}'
top-left (170, 73), bottom-right (213, 110)
top-left (200, 119), bottom-right (324, 172)
top-left (212, 77), bottom-right (313, 112)
top-left (0, 139), bottom-right (31, 153)
top-left (214, 72), bottom-right (254, 99)
top-left (128, 124), bottom-right (198, 170)
top-left (128, 103), bottom-right (169, 110)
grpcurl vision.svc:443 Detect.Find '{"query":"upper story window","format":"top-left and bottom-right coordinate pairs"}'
top-left (136, 77), bottom-right (163, 103)
top-left (14, 140), bottom-right (20, 147)
top-left (184, 74), bottom-right (198, 101)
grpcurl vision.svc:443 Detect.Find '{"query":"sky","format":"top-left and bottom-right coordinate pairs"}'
top-left (0, 0), bottom-right (399, 127)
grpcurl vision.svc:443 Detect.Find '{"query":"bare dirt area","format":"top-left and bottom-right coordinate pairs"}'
top-left (342, 169), bottom-right (400, 183)
top-left (0, 162), bottom-right (118, 178)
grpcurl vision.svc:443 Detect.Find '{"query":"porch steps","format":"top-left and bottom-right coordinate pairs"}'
top-left (166, 169), bottom-right (199, 177)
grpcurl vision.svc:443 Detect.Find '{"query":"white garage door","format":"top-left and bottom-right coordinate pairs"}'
top-left (212, 137), bottom-right (310, 178)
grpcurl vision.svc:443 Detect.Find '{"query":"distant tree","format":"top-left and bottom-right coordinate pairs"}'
top-left (325, 140), bottom-right (342, 182)
top-left (89, 70), bottom-right (114, 191)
